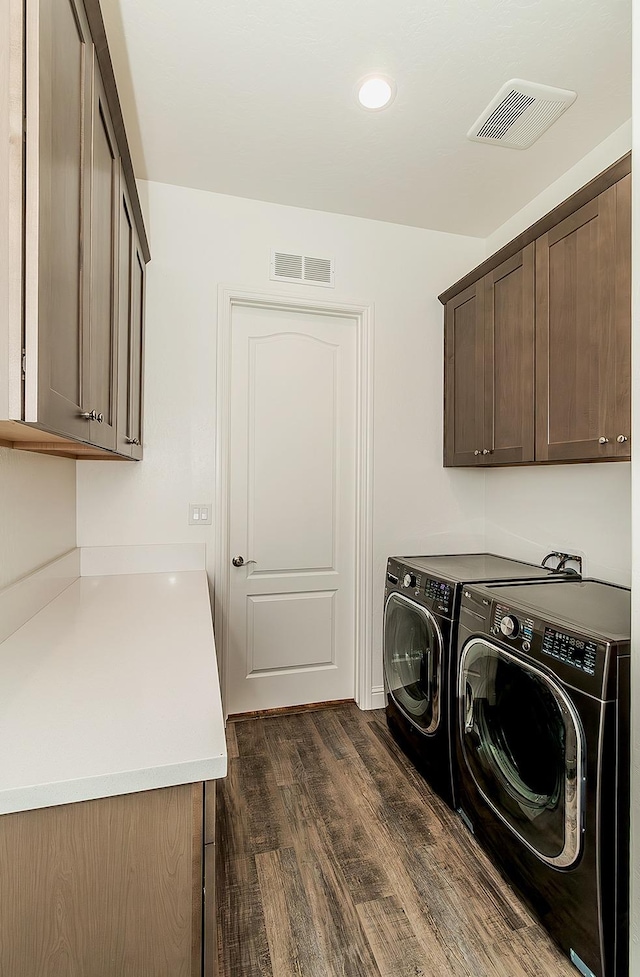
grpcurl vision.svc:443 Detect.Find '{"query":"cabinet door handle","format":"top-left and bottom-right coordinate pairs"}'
top-left (125, 437), bottom-right (141, 446)
top-left (598, 437), bottom-right (609, 445)
top-left (482, 448), bottom-right (492, 455)
top-left (617, 435), bottom-right (629, 444)
top-left (474, 449), bottom-right (480, 456)
top-left (80, 409), bottom-right (97, 421)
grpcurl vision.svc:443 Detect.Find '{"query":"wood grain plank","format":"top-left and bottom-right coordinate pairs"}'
top-left (254, 850), bottom-right (303, 977)
top-left (357, 896), bottom-right (439, 977)
top-left (225, 722), bottom-right (240, 759)
top-left (217, 702), bottom-right (577, 977)
top-left (261, 716), bottom-right (306, 787)
top-left (277, 799), bottom-right (383, 977)
top-left (217, 854), bottom-right (273, 977)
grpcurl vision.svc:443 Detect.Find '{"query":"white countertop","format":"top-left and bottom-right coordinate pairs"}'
top-left (0, 564), bottom-right (227, 815)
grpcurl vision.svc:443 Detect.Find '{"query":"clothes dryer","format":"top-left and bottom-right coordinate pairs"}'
top-left (383, 553), bottom-right (564, 809)
top-left (456, 579), bottom-right (630, 977)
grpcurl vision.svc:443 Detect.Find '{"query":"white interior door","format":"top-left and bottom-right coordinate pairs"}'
top-left (226, 304), bottom-right (356, 714)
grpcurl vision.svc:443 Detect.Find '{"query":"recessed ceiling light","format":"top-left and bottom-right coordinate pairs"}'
top-left (357, 75), bottom-right (396, 111)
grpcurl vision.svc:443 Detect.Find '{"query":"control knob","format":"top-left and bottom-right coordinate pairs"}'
top-left (403, 573), bottom-right (417, 589)
top-left (500, 615), bottom-right (519, 638)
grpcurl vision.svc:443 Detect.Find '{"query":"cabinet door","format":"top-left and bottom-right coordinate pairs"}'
top-left (204, 843), bottom-right (217, 977)
top-left (483, 245), bottom-right (535, 465)
top-left (0, 784), bottom-right (203, 977)
top-left (613, 173), bottom-right (631, 459)
top-left (115, 176), bottom-right (144, 459)
top-left (535, 186), bottom-right (621, 462)
top-left (203, 782), bottom-right (217, 975)
top-left (128, 236), bottom-right (146, 456)
top-left (444, 280), bottom-right (485, 466)
top-left (30, 0), bottom-right (93, 439)
top-left (87, 66), bottom-right (119, 450)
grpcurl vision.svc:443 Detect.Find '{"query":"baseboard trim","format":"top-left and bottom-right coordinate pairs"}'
top-left (228, 698), bottom-right (355, 723)
top-left (370, 687), bottom-right (385, 710)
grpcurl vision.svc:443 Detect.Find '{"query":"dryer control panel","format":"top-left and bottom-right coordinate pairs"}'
top-left (483, 597), bottom-right (608, 697)
top-left (424, 577), bottom-right (454, 615)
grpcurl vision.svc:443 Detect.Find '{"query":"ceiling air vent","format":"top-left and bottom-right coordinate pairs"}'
top-left (467, 79), bottom-right (577, 150)
top-left (270, 252), bottom-right (334, 288)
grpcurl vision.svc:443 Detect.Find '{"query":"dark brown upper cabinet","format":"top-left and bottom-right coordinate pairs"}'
top-left (33, 0), bottom-right (94, 445)
top-left (0, 0), bottom-right (150, 460)
top-left (440, 156), bottom-right (631, 468)
top-left (444, 246), bottom-right (535, 467)
top-left (86, 65), bottom-right (120, 452)
top-left (444, 281), bottom-right (486, 466)
top-left (116, 176), bottom-right (145, 460)
top-left (536, 174), bottom-right (630, 463)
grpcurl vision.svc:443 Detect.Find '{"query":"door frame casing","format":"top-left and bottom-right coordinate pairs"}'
top-left (214, 286), bottom-right (374, 716)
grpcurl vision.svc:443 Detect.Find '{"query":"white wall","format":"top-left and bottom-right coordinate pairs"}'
top-left (484, 464), bottom-right (630, 585)
top-left (0, 448), bottom-right (76, 589)
top-left (76, 121), bottom-right (633, 700)
top-left (481, 122), bottom-right (632, 587)
top-left (77, 182), bottom-right (487, 696)
top-left (484, 120), bottom-right (631, 255)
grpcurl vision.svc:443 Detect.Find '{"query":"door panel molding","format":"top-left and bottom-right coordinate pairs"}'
top-left (215, 287), bottom-right (374, 715)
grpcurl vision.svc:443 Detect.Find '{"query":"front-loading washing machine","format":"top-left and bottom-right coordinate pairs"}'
top-left (383, 553), bottom-right (565, 809)
top-left (455, 578), bottom-right (630, 977)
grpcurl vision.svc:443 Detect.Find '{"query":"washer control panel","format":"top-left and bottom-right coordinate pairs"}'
top-left (458, 586), bottom-right (612, 698)
top-left (499, 614), bottom-right (518, 637)
top-left (384, 560), bottom-right (454, 617)
top-left (491, 603), bottom-right (534, 645)
top-left (542, 628), bottom-right (598, 676)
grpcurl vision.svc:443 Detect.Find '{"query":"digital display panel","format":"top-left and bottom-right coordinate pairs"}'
top-left (425, 578), bottom-right (452, 613)
top-left (542, 628), bottom-right (598, 676)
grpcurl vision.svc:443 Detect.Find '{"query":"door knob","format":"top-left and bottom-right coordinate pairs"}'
top-left (598, 437), bottom-right (609, 445)
top-left (80, 409), bottom-right (97, 421)
top-left (474, 450), bottom-right (480, 456)
top-left (232, 556), bottom-right (257, 567)
top-left (125, 437), bottom-right (141, 446)
top-left (482, 448), bottom-right (492, 455)
top-left (96, 412), bottom-right (104, 423)
top-left (617, 435), bottom-right (629, 444)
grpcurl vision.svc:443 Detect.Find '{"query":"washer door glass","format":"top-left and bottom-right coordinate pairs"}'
top-left (384, 593), bottom-right (442, 734)
top-left (459, 638), bottom-right (583, 868)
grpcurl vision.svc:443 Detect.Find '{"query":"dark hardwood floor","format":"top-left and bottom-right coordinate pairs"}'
top-left (216, 702), bottom-right (576, 977)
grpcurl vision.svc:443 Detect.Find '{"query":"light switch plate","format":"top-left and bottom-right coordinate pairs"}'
top-left (189, 503), bottom-right (212, 526)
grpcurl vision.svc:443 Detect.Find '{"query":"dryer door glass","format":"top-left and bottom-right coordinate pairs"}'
top-left (459, 638), bottom-right (583, 868)
top-left (384, 594), bottom-right (442, 734)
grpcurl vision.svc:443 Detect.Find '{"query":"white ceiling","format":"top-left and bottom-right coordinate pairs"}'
top-left (102, 0), bottom-right (631, 238)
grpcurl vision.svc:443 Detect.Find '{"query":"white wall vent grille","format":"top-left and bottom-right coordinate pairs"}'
top-left (270, 252), bottom-right (334, 287)
top-left (467, 79), bottom-right (577, 150)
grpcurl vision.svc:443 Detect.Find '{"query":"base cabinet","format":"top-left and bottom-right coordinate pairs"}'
top-left (0, 784), bottom-right (217, 977)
